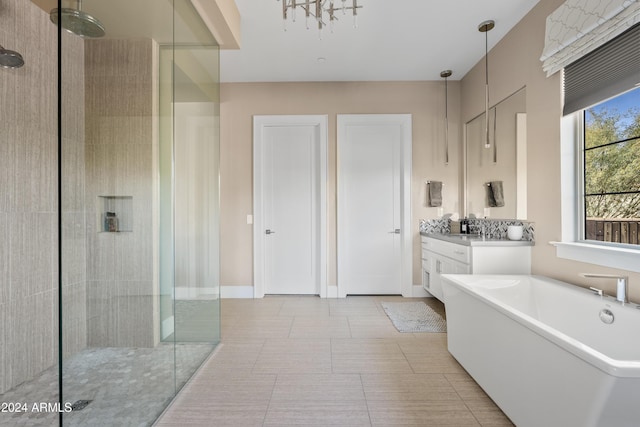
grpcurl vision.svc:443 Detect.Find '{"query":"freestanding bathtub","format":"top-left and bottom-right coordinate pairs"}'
top-left (441, 274), bottom-right (640, 427)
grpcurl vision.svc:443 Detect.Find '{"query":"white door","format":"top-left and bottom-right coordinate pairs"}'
top-left (337, 114), bottom-right (412, 296)
top-left (254, 116), bottom-right (327, 297)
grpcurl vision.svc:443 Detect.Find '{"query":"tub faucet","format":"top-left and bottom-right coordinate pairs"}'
top-left (588, 287), bottom-right (604, 297)
top-left (581, 273), bottom-right (629, 303)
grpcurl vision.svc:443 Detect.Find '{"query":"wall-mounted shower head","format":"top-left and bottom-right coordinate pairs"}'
top-left (50, 0), bottom-right (105, 38)
top-left (0, 45), bottom-right (24, 69)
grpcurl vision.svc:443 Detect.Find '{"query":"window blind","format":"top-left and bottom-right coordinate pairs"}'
top-left (563, 22), bottom-right (640, 115)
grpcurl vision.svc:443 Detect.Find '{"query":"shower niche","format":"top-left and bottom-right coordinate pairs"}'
top-left (98, 195), bottom-right (133, 232)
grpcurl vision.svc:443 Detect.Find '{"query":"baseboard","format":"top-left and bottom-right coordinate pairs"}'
top-left (216, 285), bottom-right (427, 299)
top-left (326, 285), bottom-right (339, 298)
top-left (412, 284), bottom-right (433, 298)
top-left (161, 315), bottom-right (174, 340)
top-left (174, 287), bottom-right (219, 300)
top-left (221, 285), bottom-right (254, 299)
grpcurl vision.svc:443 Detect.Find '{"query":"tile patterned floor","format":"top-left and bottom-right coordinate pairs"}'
top-left (0, 343), bottom-right (214, 427)
top-left (155, 296), bottom-right (514, 426)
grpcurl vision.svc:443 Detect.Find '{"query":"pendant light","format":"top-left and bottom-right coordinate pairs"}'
top-left (478, 20), bottom-right (494, 149)
top-left (440, 70), bottom-right (452, 165)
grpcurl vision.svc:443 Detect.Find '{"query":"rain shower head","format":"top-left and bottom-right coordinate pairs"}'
top-left (50, 1), bottom-right (105, 38)
top-left (0, 45), bottom-right (24, 69)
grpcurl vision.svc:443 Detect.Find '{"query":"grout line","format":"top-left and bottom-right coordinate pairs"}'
top-left (397, 336), bottom-right (418, 375)
top-left (360, 373), bottom-right (374, 427)
top-left (287, 314), bottom-right (295, 338)
top-left (250, 338), bottom-right (268, 374)
top-left (444, 373), bottom-right (488, 427)
top-left (262, 372), bottom-right (278, 427)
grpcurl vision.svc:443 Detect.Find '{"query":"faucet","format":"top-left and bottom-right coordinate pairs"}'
top-left (581, 273), bottom-right (629, 303)
top-left (477, 219), bottom-right (488, 239)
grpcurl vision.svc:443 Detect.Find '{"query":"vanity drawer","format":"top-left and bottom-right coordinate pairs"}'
top-left (424, 238), bottom-right (471, 264)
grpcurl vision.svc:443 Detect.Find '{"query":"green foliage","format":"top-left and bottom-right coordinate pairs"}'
top-left (625, 108), bottom-right (640, 139)
top-left (584, 107), bottom-right (640, 219)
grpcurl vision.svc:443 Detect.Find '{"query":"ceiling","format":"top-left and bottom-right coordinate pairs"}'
top-left (220, 0), bottom-right (540, 83)
top-left (86, 0), bottom-right (216, 45)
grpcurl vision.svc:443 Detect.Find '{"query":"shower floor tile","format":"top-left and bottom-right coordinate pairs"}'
top-left (0, 343), bottom-right (214, 427)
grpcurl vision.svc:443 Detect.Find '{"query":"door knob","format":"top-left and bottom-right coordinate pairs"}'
top-left (388, 228), bottom-right (401, 234)
top-left (265, 229), bottom-right (275, 235)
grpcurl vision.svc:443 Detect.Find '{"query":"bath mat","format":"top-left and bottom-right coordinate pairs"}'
top-left (381, 302), bottom-right (446, 333)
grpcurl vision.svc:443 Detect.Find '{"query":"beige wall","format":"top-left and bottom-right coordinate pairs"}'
top-left (460, 0), bottom-right (640, 299)
top-left (465, 88), bottom-right (526, 219)
top-left (220, 81), bottom-right (462, 288)
top-left (221, 0), bottom-right (639, 298)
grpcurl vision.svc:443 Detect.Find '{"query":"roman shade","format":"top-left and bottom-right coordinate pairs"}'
top-left (540, 0), bottom-right (640, 77)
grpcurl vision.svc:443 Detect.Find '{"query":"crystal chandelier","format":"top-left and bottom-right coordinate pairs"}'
top-left (279, 0), bottom-right (363, 35)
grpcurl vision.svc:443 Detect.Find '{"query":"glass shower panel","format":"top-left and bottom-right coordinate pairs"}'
top-left (170, 0), bottom-right (221, 391)
top-left (1, 0), bottom-right (220, 425)
top-left (59, 0), bottom-right (180, 425)
top-left (0, 2), bottom-right (59, 426)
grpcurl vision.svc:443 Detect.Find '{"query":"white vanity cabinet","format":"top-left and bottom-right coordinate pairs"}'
top-left (421, 234), bottom-right (532, 302)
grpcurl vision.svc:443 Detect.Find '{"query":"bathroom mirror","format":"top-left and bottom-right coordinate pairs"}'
top-left (464, 87), bottom-right (527, 219)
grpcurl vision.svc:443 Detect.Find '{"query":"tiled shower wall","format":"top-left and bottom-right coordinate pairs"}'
top-left (61, 14), bottom-right (88, 362)
top-left (84, 38), bottom-right (158, 348)
top-left (0, 0), bottom-right (85, 394)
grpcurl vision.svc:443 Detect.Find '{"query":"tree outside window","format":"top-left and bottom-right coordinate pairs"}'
top-left (583, 87), bottom-right (640, 245)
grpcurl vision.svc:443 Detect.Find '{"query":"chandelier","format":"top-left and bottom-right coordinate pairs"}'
top-left (279, 0), bottom-right (363, 34)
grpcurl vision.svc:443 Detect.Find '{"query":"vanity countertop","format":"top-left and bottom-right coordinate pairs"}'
top-left (420, 231), bottom-right (535, 247)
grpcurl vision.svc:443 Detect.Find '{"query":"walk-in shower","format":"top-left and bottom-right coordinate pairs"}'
top-left (0, 0), bottom-right (220, 426)
top-left (0, 44), bottom-right (24, 68)
top-left (50, 0), bottom-right (106, 38)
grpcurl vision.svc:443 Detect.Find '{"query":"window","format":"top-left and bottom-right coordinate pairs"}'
top-left (582, 87), bottom-right (640, 246)
top-left (555, 23), bottom-right (640, 272)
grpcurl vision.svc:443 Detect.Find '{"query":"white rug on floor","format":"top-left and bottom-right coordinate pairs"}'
top-left (381, 302), bottom-right (447, 333)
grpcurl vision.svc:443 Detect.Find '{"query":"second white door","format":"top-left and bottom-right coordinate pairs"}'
top-left (337, 114), bottom-right (412, 296)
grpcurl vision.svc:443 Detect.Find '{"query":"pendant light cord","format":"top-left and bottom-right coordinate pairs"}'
top-left (445, 75), bottom-right (449, 164)
top-left (440, 69), bottom-right (452, 165)
top-left (484, 28), bottom-right (490, 148)
top-left (478, 20), bottom-right (494, 149)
